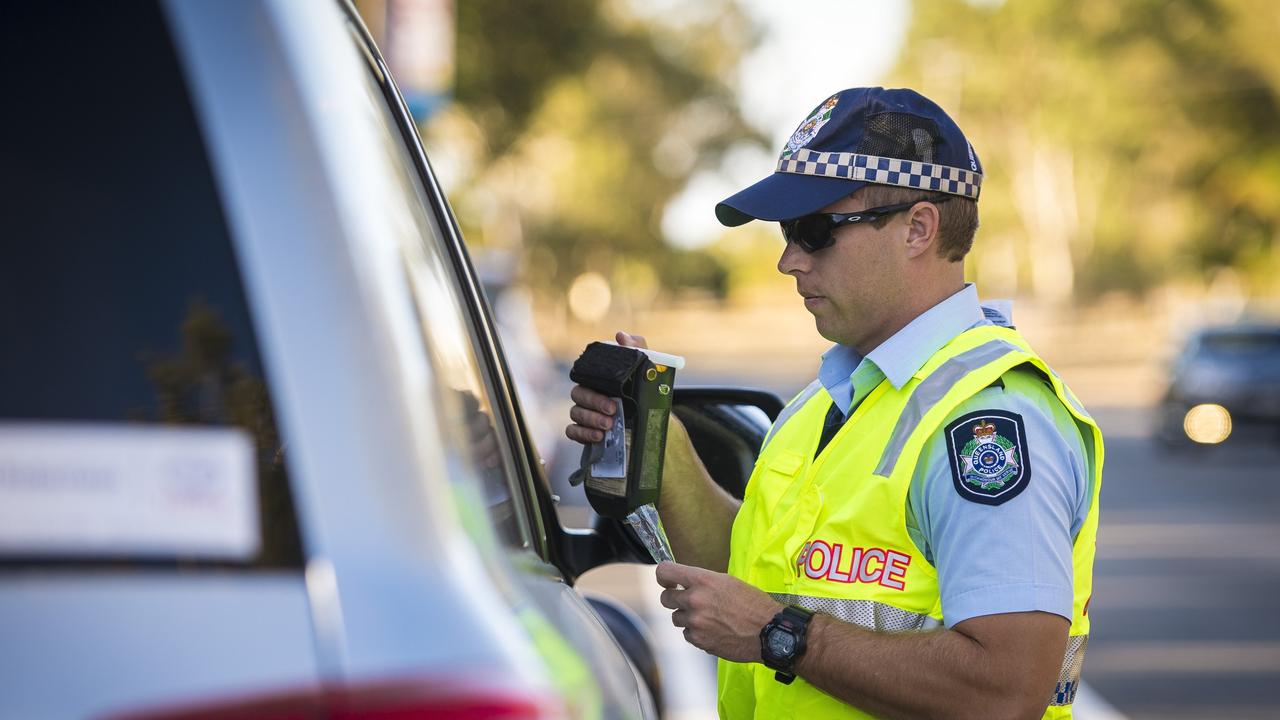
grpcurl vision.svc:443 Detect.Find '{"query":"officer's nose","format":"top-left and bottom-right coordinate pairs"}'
top-left (777, 238), bottom-right (810, 276)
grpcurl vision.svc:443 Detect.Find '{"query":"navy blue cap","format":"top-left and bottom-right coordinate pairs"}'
top-left (716, 87), bottom-right (983, 226)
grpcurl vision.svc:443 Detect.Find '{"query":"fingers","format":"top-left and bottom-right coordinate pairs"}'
top-left (655, 561), bottom-right (680, 588)
top-left (566, 334), bottom-right (655, 448)
top-left (659, 587), bottom-right (682, 610)
top-left (655, 560), bottom-right (698, 589)
top-left (569, 405), bottom-right (613, 431)
top-left (566, 385), bottom-right (617, 444)
top-left (616, 331), bottom-right (648, 349)
top-left (565, 424), bottom-right (604, 444)
top-left (671, 609), bottom-right (688, 628)
top-left (570, 385), bottom-right (616, 415)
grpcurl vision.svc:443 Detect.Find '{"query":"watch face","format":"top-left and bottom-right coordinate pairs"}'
top-left (767, 629), bottom-right (796, 658)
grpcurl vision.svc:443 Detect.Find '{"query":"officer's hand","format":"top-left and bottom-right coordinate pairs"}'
top-left (656, 561), bottom-right (783, 663)
top-left (614, 330), bottom-right (648, 350)
top-left (565, 331), bottom-right (648, 445)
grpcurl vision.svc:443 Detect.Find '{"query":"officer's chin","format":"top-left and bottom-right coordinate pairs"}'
top-left (813, 319), bottom-right (847, 346)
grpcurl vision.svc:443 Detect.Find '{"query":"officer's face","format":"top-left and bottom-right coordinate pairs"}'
top-left (776, 189), bottom-right (910, 351)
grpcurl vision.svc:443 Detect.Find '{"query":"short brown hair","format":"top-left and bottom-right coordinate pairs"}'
top-left (858, 185), bottom-right (979, 262)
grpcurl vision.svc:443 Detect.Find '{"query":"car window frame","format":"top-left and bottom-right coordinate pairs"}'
top-left (337, 2), bottom-right (567, 573)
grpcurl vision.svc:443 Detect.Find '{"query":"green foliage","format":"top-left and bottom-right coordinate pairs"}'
top-left (437, 1), bottom-right (765, 297)
top-left (890, 0), bottom-right (1280, 298)
top-left (454, 0), bottom-right (602, 154)
top-left (144, 300), bottom-right (301, 567)
top-left (660, 247), bottom-right (730, 298)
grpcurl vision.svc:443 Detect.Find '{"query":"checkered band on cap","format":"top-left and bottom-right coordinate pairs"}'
top-left (777, 149), bottom-right (983, 200)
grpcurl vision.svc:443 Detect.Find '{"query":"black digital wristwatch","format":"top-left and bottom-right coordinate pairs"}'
top-left (760, 604), bottom-right (815, 684)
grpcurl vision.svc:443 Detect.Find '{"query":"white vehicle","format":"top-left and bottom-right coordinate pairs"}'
top-left (0, 1), bottom-right (770, 717)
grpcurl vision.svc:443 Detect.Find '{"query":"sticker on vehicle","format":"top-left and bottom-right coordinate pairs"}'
top-left (0, 424), bottom-right (260, 559)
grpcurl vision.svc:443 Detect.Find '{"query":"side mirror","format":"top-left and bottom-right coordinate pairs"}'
top-left (671, 386), bottom-right (783, 500)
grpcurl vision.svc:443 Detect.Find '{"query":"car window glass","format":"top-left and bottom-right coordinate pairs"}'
top-left (1198, 332), bottom-right (1280, 358)
top-left (0, 1), bottom-right (302, 569)
top-left (344, 31), bottom-right (535, 551)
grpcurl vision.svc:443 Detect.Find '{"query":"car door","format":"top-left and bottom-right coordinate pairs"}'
top-left (335, 6), bottom-right (659, 719)
top-left (0, 4), bottom-right (321, 717)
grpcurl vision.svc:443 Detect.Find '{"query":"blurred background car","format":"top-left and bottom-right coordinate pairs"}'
top-left (1156, 324), bottom-right (1280, 447)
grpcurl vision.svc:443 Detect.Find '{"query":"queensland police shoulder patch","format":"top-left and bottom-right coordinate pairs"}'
top-left (944, 409), bottom-right (1031, 506)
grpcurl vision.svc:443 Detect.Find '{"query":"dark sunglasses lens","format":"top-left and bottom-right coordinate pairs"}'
top-left (784, 215), bottom-right (834, 252)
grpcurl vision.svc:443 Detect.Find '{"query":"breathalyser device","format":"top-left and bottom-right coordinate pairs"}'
top-left (569, 341), bottom-right (682, 563)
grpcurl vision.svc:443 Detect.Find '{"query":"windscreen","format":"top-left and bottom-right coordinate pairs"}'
top-left (1198, 331), bottom-right (1280, 358)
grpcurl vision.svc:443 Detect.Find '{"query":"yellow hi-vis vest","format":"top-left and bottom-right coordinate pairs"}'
top-left (718, 325), bottom-right (1103, 720)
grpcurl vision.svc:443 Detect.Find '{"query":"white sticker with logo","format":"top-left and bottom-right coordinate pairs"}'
top-left (591, 397), bottom-right (627, 479)
top-left (0, 423), bottom-right (260, 559)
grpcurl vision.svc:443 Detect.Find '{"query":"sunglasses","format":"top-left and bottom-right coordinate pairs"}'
top-left (780, 195), bottom-right (953, 253)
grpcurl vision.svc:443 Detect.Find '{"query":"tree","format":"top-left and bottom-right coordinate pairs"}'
top-left (889, 0), bottom-right (1280, 300)
top-left (430, 2), bottom-right (766, 301)
top-left (144, 300), bottom-right (301, 568)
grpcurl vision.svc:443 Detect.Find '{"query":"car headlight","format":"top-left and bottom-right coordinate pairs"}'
top-left (1183, 404), bottom-right (1232, 444)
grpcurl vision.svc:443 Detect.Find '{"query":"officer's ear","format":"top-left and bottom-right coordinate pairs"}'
top-left (902, 200), bottom-right (942, 260)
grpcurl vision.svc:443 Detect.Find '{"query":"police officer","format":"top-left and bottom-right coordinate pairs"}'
top-left (566, 87), bottom-right (1103, 720)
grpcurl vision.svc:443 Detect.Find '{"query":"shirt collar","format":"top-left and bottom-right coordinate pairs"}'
top-left (818, 283), bottom-right (989, 399)
top-left (868, 283), bottom-right (987, 388)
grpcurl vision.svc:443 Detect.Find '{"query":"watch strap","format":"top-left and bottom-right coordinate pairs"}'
top-left (779, 604), bottom-right (815, 625)
top-left (761, 604), bottom-right (815, 683)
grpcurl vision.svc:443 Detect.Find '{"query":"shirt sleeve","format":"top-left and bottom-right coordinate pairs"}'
top-left (905, 369), bottom-right (1090, 627)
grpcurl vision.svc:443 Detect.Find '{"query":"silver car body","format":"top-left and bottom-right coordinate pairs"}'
top-left (0, 1), bottom-right (655, 718)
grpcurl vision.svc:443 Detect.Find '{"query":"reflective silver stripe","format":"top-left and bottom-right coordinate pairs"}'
top-left (769, 593), bottom-right (939, 633)
top-left (762, 379), bottom-right (825, 449)
top-left (1048, 635), bottom-right (1088, 706)
top-left (1049, 368), bottom-right (1094, 421)
top-left (775, 592), bottom-right (1087, 707)
top-left (873, 340), bottom-right (1021, 477)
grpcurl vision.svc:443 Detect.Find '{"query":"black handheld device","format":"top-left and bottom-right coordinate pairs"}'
top-left (569, 342), bottom-right (683, 520)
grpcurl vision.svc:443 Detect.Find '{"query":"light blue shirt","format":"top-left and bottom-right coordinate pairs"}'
top-left (816, 284), bottom-right (1090, 627)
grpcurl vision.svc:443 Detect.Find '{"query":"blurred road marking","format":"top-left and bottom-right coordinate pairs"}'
top-left (1099, 522), bottom-right (1280, 560)
top-left (1087, 641), bottom-right (1280, 674)
top-left (1074, 682), bottom-right (1129, 720)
